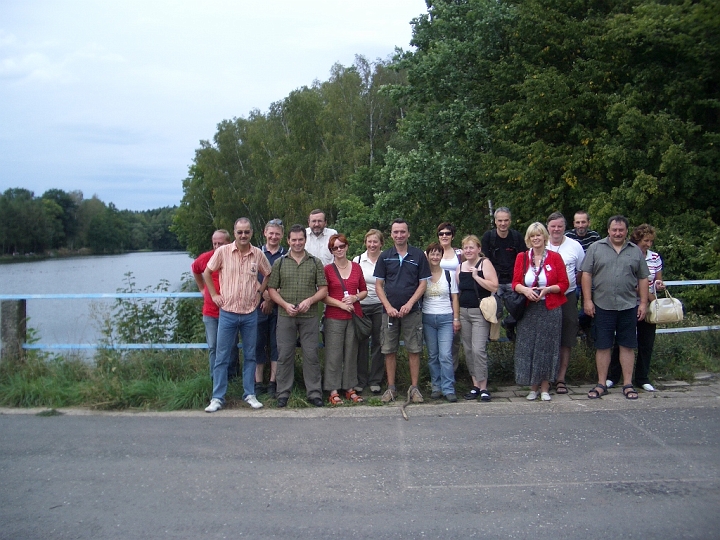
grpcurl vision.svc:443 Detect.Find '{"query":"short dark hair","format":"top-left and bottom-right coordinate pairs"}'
top-left (425, 242), bottom-right (443, 256)
top-left (309, 209), bottom-right (325, 217)
top-left (436, 222), bottom-right (456, 237)
top-left (607, 215), bottom-right (629, 230)
top-left (288, 224), bottom-right (306, 239)
top-left (546, 212), bottom-right (566, 226)
top-left (327, 233), bottom-right (348, 251)
top-left (574, 210), bottom-right (590, 220)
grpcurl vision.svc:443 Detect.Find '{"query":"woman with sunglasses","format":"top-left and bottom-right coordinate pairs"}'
top-left (323, 233), bottom-right (368, 405)
top-left (437, 222), bottom-right (464, 370)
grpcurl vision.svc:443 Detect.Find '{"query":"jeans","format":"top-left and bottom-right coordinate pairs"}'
top-left (256, 307), bottom-right (279, 365)
top-left (213, 309), bottom-right (258, 402)
top-left (203, 315), bottom-right (219, 377)
top-left (423, 313), bottom-right (456, 395)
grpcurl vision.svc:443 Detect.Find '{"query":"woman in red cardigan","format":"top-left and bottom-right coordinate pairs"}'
top-left (512, 222), bottom-right (569, 401)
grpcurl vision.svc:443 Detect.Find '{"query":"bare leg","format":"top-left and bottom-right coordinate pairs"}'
top-left (255, 363), bottom-right (264, 384)
top-left (556, 346), bottom-right (571, 381)
top-left (595, 348), bottom-right (611, 384)
top-left (385, 352), bottom-right (397, 387)
top-left (408, 352), bottom-right (420, 387)
top-left (619, 346), bottom-right (635, 386)
top-left (269, 360), bottom-right (277, 382)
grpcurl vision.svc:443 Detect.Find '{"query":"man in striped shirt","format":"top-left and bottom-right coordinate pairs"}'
top-left (203, 218), bottom-right (272, 412)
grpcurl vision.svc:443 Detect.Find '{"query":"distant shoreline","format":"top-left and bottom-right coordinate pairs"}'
top-left (0, 248), bottom-right (180, 265)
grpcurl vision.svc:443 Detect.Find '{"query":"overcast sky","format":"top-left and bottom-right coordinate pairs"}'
top-left (0, 0), bottom-right (427, 211)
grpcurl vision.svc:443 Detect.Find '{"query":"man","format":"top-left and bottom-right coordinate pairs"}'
top-left (565, 211), bottom-right (601, 252)
top-left (481, 207), bottom-right (526, 340)
top-left (202, 218), bottom-right (272, 412)
top-left (374, 219), bottom-right (431, 403)
top-left (565, 211), bottom-right (601, 335)
top-left (581, 215), bottom-right (649, 400)
top-left (304, 209), bottom-right (337, 266)
top-left (268, 224), bottom-right (328, 408)
top-left (545, 212), bottom-right (585, 394)
top-left (191, 229), bottom-right (235, 379)
top-left (254, 219), bottom-right (286, 398)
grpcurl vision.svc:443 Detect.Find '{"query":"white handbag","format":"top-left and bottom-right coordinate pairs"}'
top-left (646, 289), bottom-right (683, 324)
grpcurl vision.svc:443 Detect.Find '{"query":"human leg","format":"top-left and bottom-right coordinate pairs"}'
top-left (298, 316), bottom-right (322, 399)
top-left (468, 308), bottom-right (490, 390)
top-left (203, 315), bottom-right (219, 378)
top-left (381, 313), bottom-right (401, 387)
top-left (237, 311), bottom-right (258, 400)
top-left (341, 318), bottom-right (359, 391)
top-left (634, 319), bottom-right (656, 387)
top-left (423, 313), bottom-right (442, 394)
top-left (436, 313), bottom-right (456, 395)
top-left (323, 317), bottom-right (344, 391)
top-left (274, 315), bottom-right (297, 400)
top-left (366, 304), bottom-right (385, 389)
top-left (212, 310), bottom-right (239, 402)
top-left (255, 313), bottom-right (269, 387)
top-left (401, 310), bottom-right (424, 388)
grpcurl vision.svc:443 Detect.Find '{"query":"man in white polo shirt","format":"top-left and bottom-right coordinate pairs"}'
top-left (304, 209), bottom-right (337, 266)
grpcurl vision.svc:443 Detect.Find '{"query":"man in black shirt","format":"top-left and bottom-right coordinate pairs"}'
top-left (481, 207), bottom-right (526, 340)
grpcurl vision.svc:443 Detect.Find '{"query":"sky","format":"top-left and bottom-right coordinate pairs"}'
top-left (0, 0), bottom-right (428, 211)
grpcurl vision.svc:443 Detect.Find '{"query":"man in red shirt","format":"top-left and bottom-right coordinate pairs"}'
top-left (191, 230), bottom-right (232, 379)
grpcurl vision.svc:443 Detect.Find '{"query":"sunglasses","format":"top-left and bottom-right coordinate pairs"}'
top-left (331, 244), bottom-right (347, 252)
top-left (235, 230), bottom-right (252, 236)
top-left (268, 219), bottom-right (283, 226)
top-left (438, 231), bottom-right (453, 237)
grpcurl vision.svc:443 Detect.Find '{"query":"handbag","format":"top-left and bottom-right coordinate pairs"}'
top-left (331, 263), bottom-right (372, 340)
top-left (503, 251), bottom-right (529, 321)
top-left (646, 289), bottom-right (683, 324)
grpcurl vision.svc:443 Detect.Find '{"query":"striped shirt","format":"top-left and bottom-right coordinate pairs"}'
top-left (565, 229), bottom-right (601, 253)
top-left (207, 243), bottom-right (272, 315)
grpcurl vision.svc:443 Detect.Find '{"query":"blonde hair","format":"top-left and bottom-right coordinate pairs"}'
top-left (461, 235), bottom-right (482, 251)
top-left (524, 222), bottom-right (549, 247)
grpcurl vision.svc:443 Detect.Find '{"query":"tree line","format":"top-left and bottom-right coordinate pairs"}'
top-left (0, 188), bottom-right (182, 256)
top-left (173, 0), bottom-right (719, 311)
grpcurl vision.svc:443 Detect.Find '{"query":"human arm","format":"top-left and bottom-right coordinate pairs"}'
top-left (581, 272), bottom-right (595, 317)
top-left (475, 259), bottom-right (499, 293)
top-left (297, 286), bottom-right (328, 313)
top-left (399, 280), bottom-right (428, 317)
top-left (193, 272), bottom-right (205, 292)
top-left (452, 293), bottom-right (461, 333)
top-left (202, 267), bottom-right (223, 307)
top-left (268, 287), bottom-right (299, 317)
top-left (637, 277), bottom-right (649, 321)
top-left (374, 279), bottom-right (398, 318)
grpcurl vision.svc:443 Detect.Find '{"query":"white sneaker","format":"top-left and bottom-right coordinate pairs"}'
top-left (244, 394), bottom-right (263, 409)
top-left (205, 398), bottom-right (223, 413)
top-left (642, 383), bottom-right (657, 392)
top-left (541, 392), bottom-right (552, 401)
top-left (526, 391), bottom-right (538, 401)
top-left (605, 379), bottom-right (614, 389)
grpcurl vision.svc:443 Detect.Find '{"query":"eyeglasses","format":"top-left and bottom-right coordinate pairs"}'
top-left (438, 231), bottom-right (452, 237)
top-left (331, 244), bottom-right (347, 252)
top-left (235, 230), bottom-right (252, 236)
top-left (268, 219), bottom-right (283, 226)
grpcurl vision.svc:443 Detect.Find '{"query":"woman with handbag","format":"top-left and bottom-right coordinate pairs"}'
top-left (323, 233), bottom-right (368, 405)
top-left (457, 235), bottom-right (499, 401)
top-left (607, 224), bottom-right (665, 392)
top-left (422, 242), bottom-right (461, 402)
top-left (512, 223), bottom-right (569, 401)
top-left (437, 222), bottom-right (464, 370)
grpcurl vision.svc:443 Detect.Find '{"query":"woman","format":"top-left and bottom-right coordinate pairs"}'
top-left (457, 235), bottom-right (498, 401)
top-left (512, 223), bottom-right (569, 401)
top-left (353, 229), bottom-right (385, 394)
top-left (323, 233), bottom-right (368, 405)
top-left (437, 222), bottom-right (463, 370)
top-left (423, 242), bottom-right (461, 402)
top-left (607, 224), bottom-right (665, 393)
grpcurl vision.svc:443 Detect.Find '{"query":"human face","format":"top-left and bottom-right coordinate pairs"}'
top-left (288, 231), bottom-right (306, 254)
top-left (211, 232), bottom-right (229, 249)
top-left (391, 223), bottom-right (409, 248)
top-left (462, 242), bottom-right (480, 262)
top-left (308, 213), bottom-right (326, 236)
top-left (636, 235), bottom-right (654, 255)
top-left (331, 240), bottom-right (348, 259)
top-left (426, 249), bottom-right (442, 268)
top-left (573, 213), bottom-right (589, 236)
top-left (264, 225), bottom-right (282, 249)
top-left (547, 218), bottom-right (566, 245)
top-left (607, 220), bottom-right (628, 247)
top-left (529, 233), bottom-right (545, 250)
top-left (365, 234), bottom-right (381, 254)
top-left (495, 212), bottom-right (511, 234)
top-left (234, 224), bottom-right (253, 247)
top-left (437, 228), bottom-right (453, 247)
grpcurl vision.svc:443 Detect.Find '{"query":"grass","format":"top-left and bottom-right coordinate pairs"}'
top-left (1, 323), bottom-right (718, 411)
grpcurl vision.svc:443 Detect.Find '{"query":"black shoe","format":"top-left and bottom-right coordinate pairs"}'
top-left (267, 382), bottom-right (277, 398)
top-left (277, 397), bottom-right (288, 408)
top-left (254, 382), bottom-right (266, 395)
top-left (479, 389), bottom-right (491, 402)
top-left (309, 397), bottom-right (324, 407)
top-left (445, 393), bottom-right (458, 403)
top-left (506, 325), bottom-right (516, 342)
top-left (464, 386), bottom-right (480, 400)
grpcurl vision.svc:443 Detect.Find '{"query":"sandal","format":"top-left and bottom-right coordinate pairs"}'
top-left (555, 381), bottom-right (568, 394)
top-left (345, 389), bottom-right (364, 403)
top-left (622, 384), bottom-right (639, 400)
top-left (588, 383), bottom-right (608, 399)
top-left (328, 391), bottom-right (343, 406)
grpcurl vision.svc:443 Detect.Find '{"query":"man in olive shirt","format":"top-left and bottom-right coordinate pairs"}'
top-left (268, 224), bottom-right (328, 407)
top-left (581, 215), bottom-right (649, 400)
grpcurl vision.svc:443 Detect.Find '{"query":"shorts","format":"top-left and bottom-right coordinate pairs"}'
top-left (560, 292), bottom-right (579, 348)
top-left (381, 310), bottom-right (423, 354)
top-left (592, 306), bottom-right (638, 350)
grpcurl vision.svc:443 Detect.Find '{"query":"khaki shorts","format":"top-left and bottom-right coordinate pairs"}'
top-left (381, 310), bottom-right (423, 354)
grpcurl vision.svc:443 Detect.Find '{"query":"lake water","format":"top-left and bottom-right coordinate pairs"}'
top-left (0, 252), bottom-right (195, 353)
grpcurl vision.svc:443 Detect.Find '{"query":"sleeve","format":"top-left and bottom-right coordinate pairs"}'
top-left (373, 253), bottom-right (386, 280)
top-left (553, 252), bottom-right (569, 294)
top-left (580, 244), bottom-right (595, 273)
top-left (449, 269), bottom-right (459, 294)
top-left (259, 251), bottom-right (272, 278)
top-left (515, 231), bottom-right (527, 253)
top-left (481, 231), bottom-right (491, 257)
top-left (575, 242), bottom-right (585, 272)
top-left (191, 251), bottom-right (209, 274)
top-left (511, 252), bottom-right (526, 290)
top-left (355, 264), bottom-right (368, 293)
top-left (206, 248), bottom-right (222, 272)
top-left (267, 257), bottom-right (282, 289)
top-left (316, 259), bottom-right (328, 287)
top-left (417, 250), bottom-right (432, 280)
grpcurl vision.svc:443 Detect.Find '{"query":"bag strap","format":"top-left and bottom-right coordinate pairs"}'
top-left (444, 270), bottom-right (452, 302)
top-left (331, 263), bottom-right (348, 294)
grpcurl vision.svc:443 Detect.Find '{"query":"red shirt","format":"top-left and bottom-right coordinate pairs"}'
top-left (512, 250), bottom-right (569, 311)
top-left (324, 263), bottom-right (367, 320)
top-left (191, 250), bottom-right (221, 318)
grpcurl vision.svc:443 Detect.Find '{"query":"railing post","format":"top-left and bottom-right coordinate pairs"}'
top-left (1, 300), bottom-right (26, 362)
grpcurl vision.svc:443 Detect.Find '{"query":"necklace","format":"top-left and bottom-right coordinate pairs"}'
top-left (335, 261), bottom-right (349, 269)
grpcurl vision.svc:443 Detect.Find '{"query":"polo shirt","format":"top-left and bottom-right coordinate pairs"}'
top-left (546, 236), bottom-right (585, 293)
top-left (304, 227), bottom-right (337, 266)
top-left (373, 245), bottom-right (431, 313)
top-left (206, 243), bottom-right (272, 315)
top-left (580, 237), bottom-right (649, 311)
top-left (267, 251), bottom-right (327, 318)
top-left (565, 229), bottom-right (601, 253)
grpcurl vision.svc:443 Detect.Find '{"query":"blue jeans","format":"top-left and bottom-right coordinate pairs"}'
top-left (203, 315), bottom-right (219, 377)
top-left (213, 309), bottom-right (258, 402)
top-left (422, 313), bottom-right (455, 395)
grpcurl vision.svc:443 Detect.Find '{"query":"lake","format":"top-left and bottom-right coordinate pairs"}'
top-left (0, 252), bottom-right (195, 354)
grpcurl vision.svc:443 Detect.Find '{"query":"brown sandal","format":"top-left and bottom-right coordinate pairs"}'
top-left (345, 389), bottom-right (364, 403)
top-left (328, 391), bottom-right (343, 406)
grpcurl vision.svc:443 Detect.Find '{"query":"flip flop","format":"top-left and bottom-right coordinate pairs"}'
top-left (555, 381), bottom-right (568, 394)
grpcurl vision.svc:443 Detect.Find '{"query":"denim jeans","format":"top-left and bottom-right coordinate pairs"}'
top-left (213, 309), bottom-right (258, 402)
top-left (256, 307), bottom-right (279, 365)
top-left (203, 315), bottom-right (219, 377)
top-left (423, 312), bottom-right (455, 395)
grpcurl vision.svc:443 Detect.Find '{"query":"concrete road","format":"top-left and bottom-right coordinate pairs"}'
top-left (1, 395), bottom-right (719, 539)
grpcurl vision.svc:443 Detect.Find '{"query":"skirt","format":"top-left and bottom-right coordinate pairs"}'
top-left (513, 300), bottom-right (562, 386)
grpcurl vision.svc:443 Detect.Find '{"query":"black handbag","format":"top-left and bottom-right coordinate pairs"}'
top-left (503, 252), bottom-right (528, 321)
top-left (331, 264), bottom-right (372, 340)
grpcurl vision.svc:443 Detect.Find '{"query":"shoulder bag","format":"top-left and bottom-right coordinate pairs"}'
top-left (503, 251), bottom-right (529, 322)
top-left (646, 289), bottom-right (684, 324)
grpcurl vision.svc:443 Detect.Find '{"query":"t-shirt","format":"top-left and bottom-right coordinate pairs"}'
top-left (304, 227), bottom-right (337, 266)
top-left (565, 229), bottom-right (600, 253)
top-left (481, 229), bottom-right (526, 284)
top-left (422, 270), bottom-right (458, 315)
top-left (354, 251), bottom-right (381, 305)
top-left (191, 250), bottom-right (221, 318)
top-left (324, 263), bottom-right (367, 320)
top-left (373, 245), bottom-right (432, 313)
top-left (546, 237), bottom-right (585, 293)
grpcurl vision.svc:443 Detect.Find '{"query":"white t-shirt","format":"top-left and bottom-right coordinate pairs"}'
top-left (546, 237), bottom-right (585, 293)
top-left (305, 227), bottom-right (337, 266)
top-left (354, 251), bottom-right (381, 305)
top-left (439, 250), bottom-right (462, 272)
top-left (422, 270), bottom-right (459, 315)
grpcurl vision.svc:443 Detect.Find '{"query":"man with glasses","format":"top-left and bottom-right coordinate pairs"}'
top-left (202, 218), bottom-right (272, 412)
top-left (305, 209), bottom-right (337, 266)
top-left (254, 219), bottom-right (285, 398)
top-left (268, 224), bottom-right (328, 408)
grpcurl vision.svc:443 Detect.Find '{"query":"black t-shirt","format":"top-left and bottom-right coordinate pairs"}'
top-left (481, 229), bottom-right (526, 284)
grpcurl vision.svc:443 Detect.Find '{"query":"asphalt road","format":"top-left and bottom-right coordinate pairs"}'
top-left (2, 400), bottom-right (719, 539)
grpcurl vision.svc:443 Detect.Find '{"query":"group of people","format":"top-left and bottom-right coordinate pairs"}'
top-left (191, 207), bottom-right (664, 412)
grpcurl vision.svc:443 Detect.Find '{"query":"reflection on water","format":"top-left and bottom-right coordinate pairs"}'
top-left (0, 252), bottom-right (194, 353)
